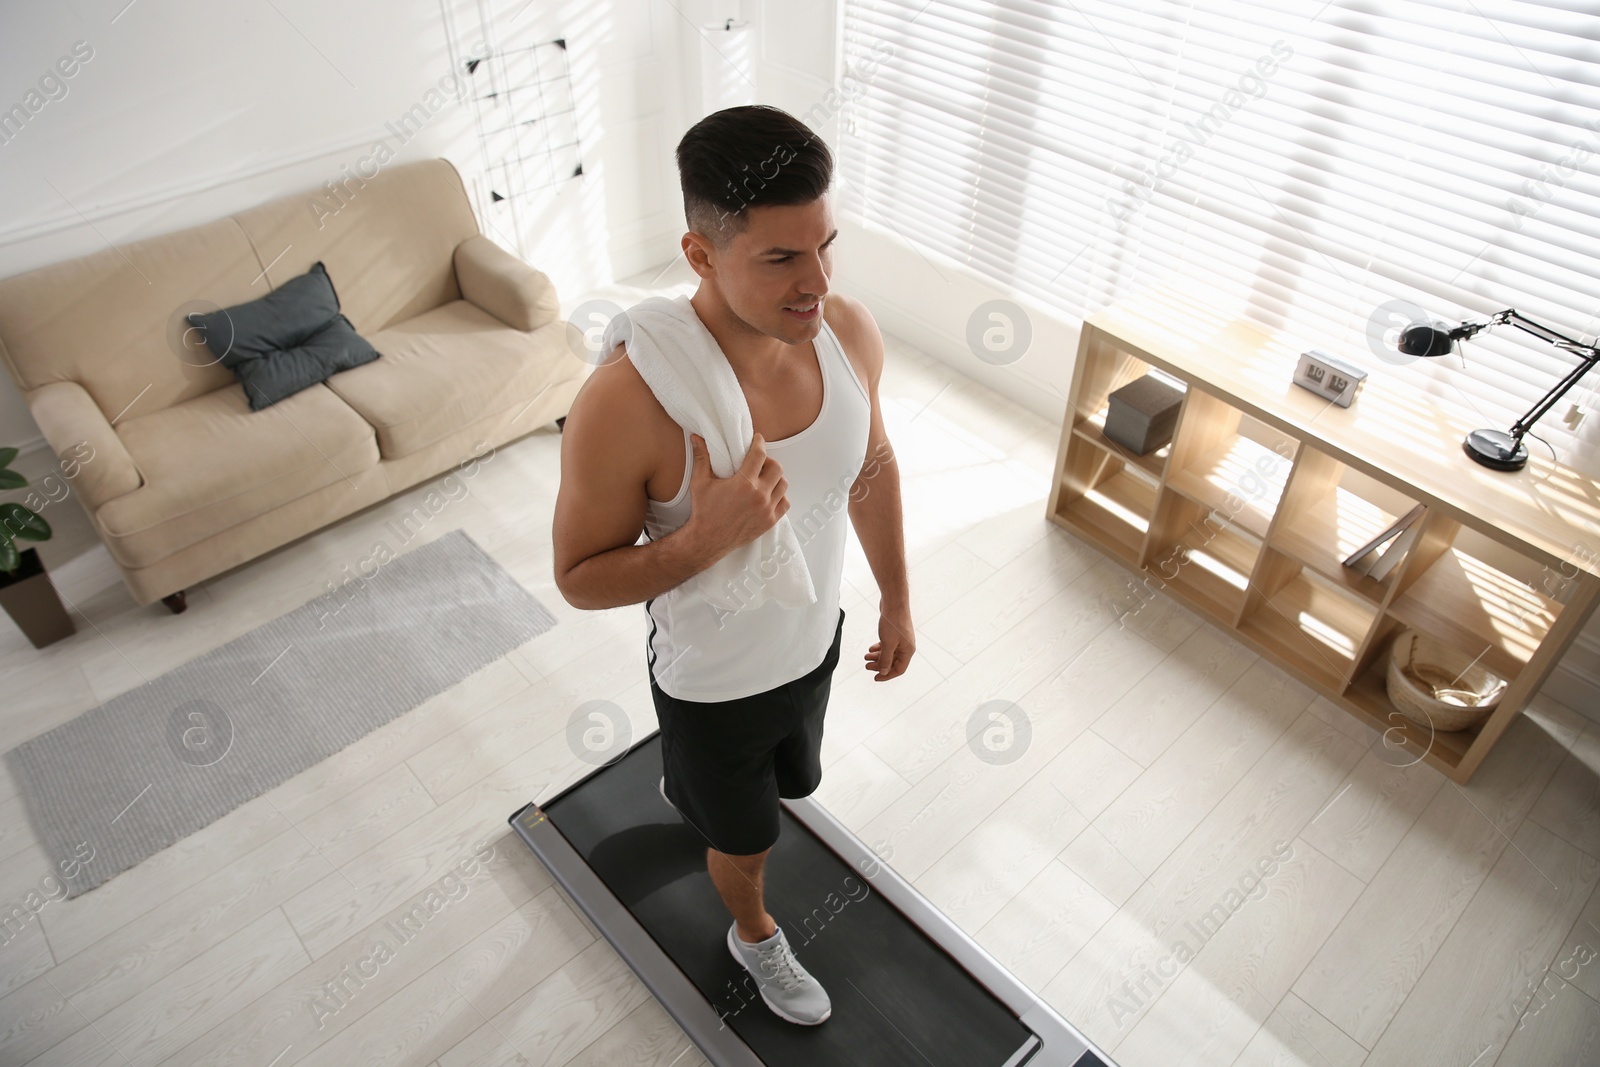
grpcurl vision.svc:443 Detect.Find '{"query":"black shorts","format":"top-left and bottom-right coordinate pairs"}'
top-left (653, 607), bottom-right (845, 856)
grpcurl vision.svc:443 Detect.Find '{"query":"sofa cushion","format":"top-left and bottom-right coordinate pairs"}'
top-left (94, 383), bottom-right (378, 568)
top-left (324, 299), bottom-right (570, 458)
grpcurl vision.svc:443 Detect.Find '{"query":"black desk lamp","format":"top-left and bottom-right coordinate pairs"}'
top-left (1396, 308), bottom-right (1599, 471)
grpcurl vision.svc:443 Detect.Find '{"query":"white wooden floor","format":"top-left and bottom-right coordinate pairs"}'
top-left (2, 288), bottom-right (1599, 1067)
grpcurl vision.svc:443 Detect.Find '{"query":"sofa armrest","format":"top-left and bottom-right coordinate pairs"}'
top-left (454, 234), bottom-right (561, 332)
top-left (25, 381), bottom-right (142, 512)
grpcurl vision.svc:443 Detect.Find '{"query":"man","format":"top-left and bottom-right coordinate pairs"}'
top-left (552, 104), bottom-right (914, 1026)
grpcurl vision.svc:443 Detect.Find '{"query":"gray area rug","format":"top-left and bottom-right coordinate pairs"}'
top-left (5, 528), bottom-right (558, 898)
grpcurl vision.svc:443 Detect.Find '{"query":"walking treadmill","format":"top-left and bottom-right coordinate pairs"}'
top-left (509, 730), bottom-right (1116, 1066)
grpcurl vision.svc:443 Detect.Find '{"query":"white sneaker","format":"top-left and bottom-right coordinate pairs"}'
top-left (727, 922), bottom-right (832, 1025)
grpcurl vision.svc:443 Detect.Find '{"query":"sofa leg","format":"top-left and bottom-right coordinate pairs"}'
top-left (555, 416), bottom-right (566, 433)
top-left (161, 590), bottom-right (188, 614)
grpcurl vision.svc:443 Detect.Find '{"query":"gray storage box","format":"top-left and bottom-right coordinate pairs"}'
top-left (1104, 374), bottom-right (1184, 455)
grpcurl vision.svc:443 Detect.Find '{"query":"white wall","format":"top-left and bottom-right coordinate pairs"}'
top-left (0, 0), bottom-right (698, 453)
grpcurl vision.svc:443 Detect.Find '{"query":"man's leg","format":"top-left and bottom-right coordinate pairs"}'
top-left (707, 846), bottom-right (777, 943)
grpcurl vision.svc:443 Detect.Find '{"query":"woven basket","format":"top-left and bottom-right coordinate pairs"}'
top-left (1385, 629), bottom-right (1506, 732)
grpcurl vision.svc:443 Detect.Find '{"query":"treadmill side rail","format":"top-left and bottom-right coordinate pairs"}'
top-left (510, 802), bottom-right (765, 1067)
top-left (780, 794), bottom-right (1118, 1067)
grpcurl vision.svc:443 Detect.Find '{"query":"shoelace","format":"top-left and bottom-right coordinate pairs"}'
top-left (754, 936), bottom-right (803, 991)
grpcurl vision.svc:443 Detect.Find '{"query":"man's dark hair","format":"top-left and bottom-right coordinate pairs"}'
top-left (675, 105), bottom-right (833, 245)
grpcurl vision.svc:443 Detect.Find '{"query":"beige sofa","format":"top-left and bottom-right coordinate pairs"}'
top-left (0, 158), bottom-right (585, 611)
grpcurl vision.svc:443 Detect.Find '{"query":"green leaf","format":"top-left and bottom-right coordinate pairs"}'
top-left (0, 469), bottom-right (26, 490)
top-left (0, 537), bottom-right (17, 575)
top-left (0, 502), bottom-right (50, 542)
top-left (0, 445), bottom-right (18, 471)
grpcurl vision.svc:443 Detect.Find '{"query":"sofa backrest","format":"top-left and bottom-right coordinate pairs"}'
top-left (0, 217), bottom-right (259, 421)
top-left (232, 157), bottom-right (479, 335)
top-left (0, 157), bottom-right (480, 424)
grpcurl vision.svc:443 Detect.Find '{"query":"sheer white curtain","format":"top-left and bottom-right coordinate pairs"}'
top-left (838, 0), bottom-right (1600, 467)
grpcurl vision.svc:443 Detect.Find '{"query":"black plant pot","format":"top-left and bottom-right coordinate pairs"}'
top-left (0, 547), bottom-right (76, 648)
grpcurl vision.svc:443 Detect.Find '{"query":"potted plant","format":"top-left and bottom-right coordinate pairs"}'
top-left (0, 447), bottom-right (75, 648)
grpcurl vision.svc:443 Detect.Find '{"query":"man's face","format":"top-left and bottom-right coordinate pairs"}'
top-left (707, 196), bottom-right (836, 345)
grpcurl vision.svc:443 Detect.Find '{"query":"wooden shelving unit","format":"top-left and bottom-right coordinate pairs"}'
top-left (1048, 286), bottom-right (1600, 783)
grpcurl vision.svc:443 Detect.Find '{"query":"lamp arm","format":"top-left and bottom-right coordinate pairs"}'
top-left (1452, 307), bottom-right (1600, 442)
top-left (1508, 346), bottom-right (1600, 441)
top-left (1497, 308), bottom-right (1595, 352)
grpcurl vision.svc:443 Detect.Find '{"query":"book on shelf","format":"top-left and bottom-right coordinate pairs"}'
top-left (1363, 520), bottom-right (1423, 581)
top-left (1342, 503), bottom-right (1425, 575)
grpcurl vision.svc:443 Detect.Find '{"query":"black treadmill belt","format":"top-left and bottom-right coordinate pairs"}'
top-left (542, 733), bottom-right (1036, 1066)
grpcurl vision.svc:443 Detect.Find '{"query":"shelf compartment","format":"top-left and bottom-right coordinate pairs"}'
top-left (1165, 411), bottom-right (1298, 540)
top-left (1272, 487), bottom-right (1414, 603)
top-left (1344, 650), bottom-right (1477, 773)
top-left (1054, 440), bottom-right (1159, 567)
top-left (1070, 333), bottom-right (1160, 424)
top-left (1387, 546), bottom-right (1558, 681)
top-left (1073, 405), bottom-right (1172, 477)
top-left (1268, 454), bottom-right (1429, 605)
top-left (1239, 562), bottom-right (1379, 690)
top-left (1145, 492), bottom-right (1261, 624)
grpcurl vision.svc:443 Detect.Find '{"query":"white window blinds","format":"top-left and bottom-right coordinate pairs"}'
top-left (838, 0), bottom-right (1600, 467)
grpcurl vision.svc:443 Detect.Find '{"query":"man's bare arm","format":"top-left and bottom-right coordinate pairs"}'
top-left (834, 297), bottom-right (908, 611)
top-left (552, 354), bottom-right (721, 611)
top-left (559, 526), bottom-right (719, 611)
top-left (829, 294), bottom-right (914, 681)
top-left (849, 448), bottom-right (908, 612)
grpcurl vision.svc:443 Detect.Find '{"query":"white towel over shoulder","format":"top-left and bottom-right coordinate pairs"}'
top-left (601, 294), bottom-right (817, 614)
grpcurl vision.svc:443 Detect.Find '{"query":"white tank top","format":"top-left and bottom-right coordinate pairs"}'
top-left (642, 317), bottom-right (871, 701)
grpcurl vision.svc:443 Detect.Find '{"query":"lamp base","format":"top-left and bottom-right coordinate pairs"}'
top-left (1463, 428), bottom-right (1529, 471)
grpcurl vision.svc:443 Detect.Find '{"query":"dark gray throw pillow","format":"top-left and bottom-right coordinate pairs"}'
top-left (186, 261), bottom-right (380, 410)
top-left (230, 314), bottom-right (380, 411)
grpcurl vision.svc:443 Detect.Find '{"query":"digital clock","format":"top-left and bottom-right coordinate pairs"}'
top-left (1293, 349), bottom-right (1369, 408)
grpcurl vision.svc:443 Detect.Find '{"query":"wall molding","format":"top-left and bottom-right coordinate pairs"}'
top-left (0, 126), bottom-right (383, 249)
top-left (11, 434), bottom-right (49, 459)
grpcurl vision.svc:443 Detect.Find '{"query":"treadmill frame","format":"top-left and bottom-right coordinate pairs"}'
top-left (509, 748), bottom-right (1116, 1066)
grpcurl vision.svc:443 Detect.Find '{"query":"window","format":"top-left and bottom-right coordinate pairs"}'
top-left (839, 0), bottom-right (1600, 467)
